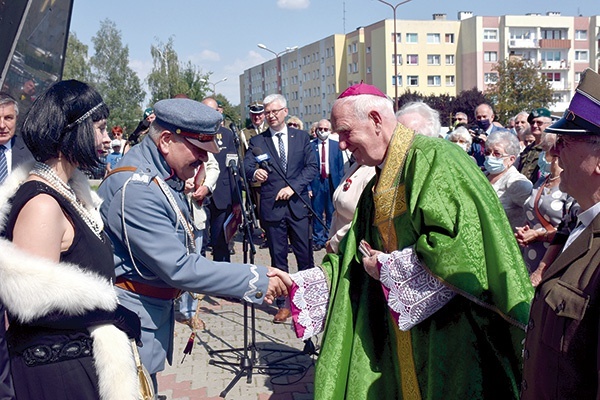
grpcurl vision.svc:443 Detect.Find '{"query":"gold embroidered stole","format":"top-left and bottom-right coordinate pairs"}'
top-left (373, 124), bottom-right (421, 400)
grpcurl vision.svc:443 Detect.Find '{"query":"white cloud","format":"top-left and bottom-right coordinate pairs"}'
top-left (194, 49), bottom-right (221, 62)
top-left (277, 0), bottom-right (310, 10)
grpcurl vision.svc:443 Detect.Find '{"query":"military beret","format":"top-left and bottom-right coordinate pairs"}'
top-left (153, 98), bottom-right (222, 153)
top-left (527, 107), bottom-right (551, 124)
top-left (249, 101), bottom-right (264, 114)
top-left (546, 68), bottom-right (600, 135)
top-left (143, 107), bottom-right (154, 119)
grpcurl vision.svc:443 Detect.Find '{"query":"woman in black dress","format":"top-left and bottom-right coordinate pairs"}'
top-left (0, 80), bottom-right (140, 399)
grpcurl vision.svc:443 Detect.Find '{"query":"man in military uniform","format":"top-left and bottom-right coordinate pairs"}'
top-left (98, 98), bottom-right (286, 393)
top-left (241, 101), bottom-right (267, 155)
top-left (521, 68), bottom-right (600, 399)
top-left (241, 102), bottom-right (268, 245)
top-left (517, 107), bottom-right (552, 183)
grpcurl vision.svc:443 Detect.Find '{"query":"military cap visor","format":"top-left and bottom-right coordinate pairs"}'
top-left (153, 98), bottom-right (222, 153)
top-left (249, 103), bottom-right (264, 114)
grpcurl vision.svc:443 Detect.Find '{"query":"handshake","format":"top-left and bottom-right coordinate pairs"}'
top-left (264, 267), bottom-right (293, 304)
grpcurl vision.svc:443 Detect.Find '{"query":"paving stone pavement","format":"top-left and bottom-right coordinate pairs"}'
top-left (156, 236), bottom-right (326, 400)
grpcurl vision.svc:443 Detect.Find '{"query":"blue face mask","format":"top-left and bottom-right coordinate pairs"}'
top-left (537, 151), bottom-right (552, 177)
top-left (476, 119), bottom-right (491, 131)
top-left (484, 156), bottom-right (507, 175)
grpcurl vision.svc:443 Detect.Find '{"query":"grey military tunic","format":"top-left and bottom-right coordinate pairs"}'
top-left (98, 136), bottom-right (269, 374)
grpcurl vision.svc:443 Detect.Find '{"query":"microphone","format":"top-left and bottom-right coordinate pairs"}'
top-left (229, 122), bottom-right (241, 149)
top-left (252, 147), bottom-right (272, 173)
top-left (226, 153), bottom-right (239, 176)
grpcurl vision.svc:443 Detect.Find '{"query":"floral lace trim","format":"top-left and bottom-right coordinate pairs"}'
top-left (290, 268), bottom-right (329, 340)
top-left (378, 247), bottom-right (455, 331)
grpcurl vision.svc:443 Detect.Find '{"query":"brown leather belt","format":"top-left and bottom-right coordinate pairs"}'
top-left (115, 276), bottom-right (181, 300)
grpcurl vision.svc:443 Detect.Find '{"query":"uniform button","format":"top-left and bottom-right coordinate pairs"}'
top-left (522, 380), bottom-right (528, 391)
top-left (522, 349), bottom-right (529, 360)
top-left (528, 319), bottom-right (534, 331)
top-left (255, 291), bottom-right (263, 299)
top-left (556, 301), bottom-right (565, 312)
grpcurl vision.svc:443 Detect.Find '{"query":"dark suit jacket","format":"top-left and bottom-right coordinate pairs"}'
top-left (10, 135), bottom-right (33, 169)
top-left (522, 213), bottom-right (600, 399)
top-left (310, 138), bottom-right (344, 192)
top-left (244, 127), bottom-right (318, 222)
top-left (210, 126), bottom-right (238, 210)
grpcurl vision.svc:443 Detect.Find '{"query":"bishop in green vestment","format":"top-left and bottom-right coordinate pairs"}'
top-left (275, 84), bottom-right (534, 400)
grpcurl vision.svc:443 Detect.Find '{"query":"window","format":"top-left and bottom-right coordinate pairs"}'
top-left (510, 28), bottom-right (533, 40)
top-left (575, 30), bottom-right (588, 40)
top-left (483, 29), bottom-right (498, 41)
top-left (391, 33), bottom-right (401, 43)
top-left (407, 75), bottom-right (419, 86)
top-left (352, 43), bottom-right (357, 53)
top-left (427, 75), bottom-right (441, 86)
top-left (575, 51), bottom-right (589, 62)
top-left (445, 33), bottom-right (454, 43)
top-left (575, 71), bottom-right (583, 82)
top-left (427, 33), bottom-right (441, 44)
top-left (484, 73), bottom-right (498, 84)
top-left (544, 72), bottom-right (561, 82)
top-left (352, 62), bottom-right (358, 73)
top-left (484, 51), bottom-right (498, 62)
top-left (446, 75), bottom-right (455, 86)
top-left (445, 54), bottom-right (455, 65)
top-left (406, 54), bottom-right (419, 65)
top-left (542, 29), bottom-right (566, 40)
top-left (541, 51), bottom-right (562, 61)
top-left (392, 75), bottom-right (402, 86)
top-left (366, 46), bottom-right (371, 53)
top-left (367, 66), bottom-right (372, 74)
top-left (406, 33), bottom-right (418, 43)
top-left (427, 54), bottom-right (441, 65)
top-left (392, 54), bottom-right (403, 64)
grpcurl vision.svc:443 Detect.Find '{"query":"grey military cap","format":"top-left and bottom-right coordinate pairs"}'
top-left (153, 98), bottom-right (222, 153)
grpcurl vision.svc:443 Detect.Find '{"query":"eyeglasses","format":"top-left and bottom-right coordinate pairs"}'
top-left (264, 107), bottom-right (285, 117)
top-left (287, 122), bottom-right (299, 128)
top-left (484, 151), bottom-right (510, 158)
top-left (531, 120), bottom-right (551, 126)
top-left (555, 134), bottom-right (593, 147)
top-left (316, 127), bottom-right (330, 133)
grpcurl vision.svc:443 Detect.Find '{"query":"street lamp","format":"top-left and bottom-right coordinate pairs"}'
top-left (208, 77), bottom-right (227, 95)
top-left (377, 0), bottom-right (412, 112)
top-left (257, 43), bottom-right (298, 94)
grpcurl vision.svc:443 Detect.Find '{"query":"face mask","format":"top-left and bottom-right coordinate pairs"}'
top-left (537, 151), bottom-right (552, 177)
top-left (476, 119), bottom-right (491, 131)
top-left (316, 130), bottom-right (330, 141)
top-left (454, 142), bottom-right (469, 152)
top-left (484, 156), bottom-right (507, 174)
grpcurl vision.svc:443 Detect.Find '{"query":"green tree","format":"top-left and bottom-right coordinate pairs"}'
top-left (212, 93), bottom-right (240, 128)
top-left (147, 37), bottom-right (211, 102)
top-left (452, 88), bottom-right (489, 122)
top-left (486, 58), bottom-right (553, 125)
top-left (63, 32), bottom-right (92, 82)
top-left (90, 19), bottom-right (145, 132)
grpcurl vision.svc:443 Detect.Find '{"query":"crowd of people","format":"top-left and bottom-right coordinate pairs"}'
top-left (0, 67), bottom-right (599, 400)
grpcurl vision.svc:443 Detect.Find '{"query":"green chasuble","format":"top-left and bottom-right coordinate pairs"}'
top-left (315, 125), bottom-right (533, 400)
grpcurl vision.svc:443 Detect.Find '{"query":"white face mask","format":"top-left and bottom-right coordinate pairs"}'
top-left (455, 142), bottom-right (469, 152)
top-left (316, 129), bottom-right (330, 141)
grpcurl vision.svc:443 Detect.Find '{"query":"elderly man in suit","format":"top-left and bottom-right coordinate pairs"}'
top-left (521, 68), bottom-right (600, 399)
top-left (470, 103), bottom-right (504, 166)
top-left (310, 119), bottom-right (344, 251)
top-left (244, 94), bottom-right (318, 323)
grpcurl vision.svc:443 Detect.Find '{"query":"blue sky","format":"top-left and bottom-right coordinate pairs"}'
top-left (70, 0), bottom-right (600, 105)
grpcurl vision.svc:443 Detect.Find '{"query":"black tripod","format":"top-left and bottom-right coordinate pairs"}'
top-left (207, 124), bottom-right (312, 398)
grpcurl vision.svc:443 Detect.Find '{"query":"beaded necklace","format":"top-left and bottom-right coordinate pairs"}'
top-left (30, 162), bottom-right (103, 240)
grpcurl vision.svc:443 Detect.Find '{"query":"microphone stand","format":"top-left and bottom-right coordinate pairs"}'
top-left (207, 123), bottom-right (306, 398)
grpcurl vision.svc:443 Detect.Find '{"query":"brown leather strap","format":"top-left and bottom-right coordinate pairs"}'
top-left (533, 177), bottom-right (555, 233)
top-left (115, 276), bottom-right (181, 300)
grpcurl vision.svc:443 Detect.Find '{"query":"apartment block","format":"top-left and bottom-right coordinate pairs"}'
top-left (240, 12), bottom-right (600, 127)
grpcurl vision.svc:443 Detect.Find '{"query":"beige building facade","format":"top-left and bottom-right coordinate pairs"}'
top-left (240, 12), bottom-right (600, 127)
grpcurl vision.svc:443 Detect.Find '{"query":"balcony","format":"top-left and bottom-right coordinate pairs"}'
top-left (541, 60), bottom-right (570, 70)
top-left (550, 81), bottom-right (571, 91)
top-left (508, 38), bottom-right (539, 49)
top-left (538, 39), bottom-right (571, 49)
